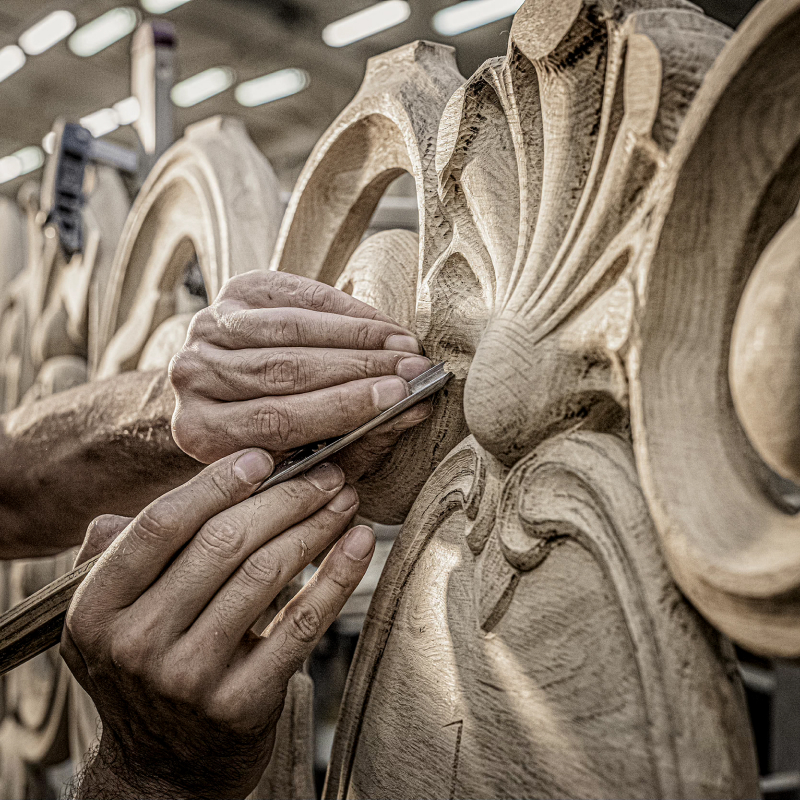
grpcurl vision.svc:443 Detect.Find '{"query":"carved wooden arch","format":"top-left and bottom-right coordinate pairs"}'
top-left (273, 0), bottom-right (766, 797)
top-left (630, 0), bottom-right (800, 656)
top-left (96, 115), bottom-right (282, 378)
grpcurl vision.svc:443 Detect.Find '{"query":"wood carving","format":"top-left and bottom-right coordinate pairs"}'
top-left (96, 115), bottom-right (281, 378)
top-left (271, 0), bottom-right (774, 796)
top-left (629, 0), bottom-right (800, 656)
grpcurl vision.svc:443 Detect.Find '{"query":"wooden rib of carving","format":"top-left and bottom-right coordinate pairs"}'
top-left (273, 42), bottom-right (469, 522)
top-left (630, 0), bottom-right (800, 656)
top-left (327, 434), bottom-right (758, 799)
top-left (96, 116), bottom-right (281, 378)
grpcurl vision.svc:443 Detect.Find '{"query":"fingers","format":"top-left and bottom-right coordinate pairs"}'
top-left (173, 344), bottom-right (431, 402)
top-left (190, 307), bottom-right (421, 354)
top-left (74, 514), bottom-right (132, 567)
top-left (186, 483), bottom-right (360, 652)
top-left (216, 270), bottom-right (400, 325)
top-left (252, 525), bottom-right (375, 684)
top-left (178, 375), bottom-right (417, 459)
top-left (334, 400), bottom-right (433, 481)
top-left (76, 449), bottom-right (274, 612)
top-left (143, 463), bottom-right (348, 634)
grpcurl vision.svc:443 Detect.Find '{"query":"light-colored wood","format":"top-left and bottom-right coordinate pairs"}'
top-left (327, 434), bottom-right (757, 799)
top-left (96, 115), bottom-right (281, 378)
top-left (270, 0), bottom-right (768, 796)
top-left (629, 0), bottom-right (800, 656)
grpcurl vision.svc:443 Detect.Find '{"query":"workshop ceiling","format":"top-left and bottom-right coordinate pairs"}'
top-left (0, 0), bottom-right (758, 195)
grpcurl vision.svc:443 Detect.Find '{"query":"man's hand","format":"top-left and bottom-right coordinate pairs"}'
top-left (169, 271), bottom-right (432, 475)
top-left (61, 449), bottom-right (373, 800)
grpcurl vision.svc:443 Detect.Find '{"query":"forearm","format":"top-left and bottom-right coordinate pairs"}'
top-left (0, 369), bottom-right (200, 558)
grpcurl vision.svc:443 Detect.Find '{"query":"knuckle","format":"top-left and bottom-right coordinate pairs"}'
top-left (263, 350), bottom-right (304, 393)
top-left (299, 280), bottom-right (330, 312)
top-left (132, 503), bottom-right (177, 548)
top-left (240, 553), bottom-right (283, 590)
top-left (272, 310), bottom-right (302, 347)
top-left (254, 402), bottom-right (294, 448)
top-left (284, 602), bottom-right (323, 644)
top-left (354, 319), bottom-right (374, 350)
top-left (168, 350), bottom-right (197, 391)
top-left (109, 632), bottom-right (148, 676)
top-left (186, 307), bottom-right (212, 343)
top-left (197, 518), bottom-right (247, 561)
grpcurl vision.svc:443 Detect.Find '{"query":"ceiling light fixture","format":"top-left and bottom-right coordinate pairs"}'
top-left (171, 67), bottom-right (235, 107)
top-left (0, 145), bottom-right (45, 184)
top-left (19, 10), bottom-right (77, 55)
top-left (68, 7), bottom-right (139, 57)
top-left (322, 0), bottom-right (411, 48)
top-left (432, 0), bottom-right (524, 36)
top-left (0, 45), bottom-right (26, 83)
top-left (235, 68), bottom-right (309, 107)
top-left (80, 108), bottom-right (120, 138)
top-left (140, 0), bottom-right (193, 12)
top-left (113, 96), bottom-right (141, 125)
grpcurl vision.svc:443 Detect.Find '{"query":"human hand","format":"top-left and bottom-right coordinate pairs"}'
top-left (62, 449), bottom-right (373, 800)
top-left (170, 271), bottom-right (432, 478)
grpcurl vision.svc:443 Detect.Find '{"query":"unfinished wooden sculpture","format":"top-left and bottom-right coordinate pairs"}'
top-left (269, 0), bottom-right (793, 795)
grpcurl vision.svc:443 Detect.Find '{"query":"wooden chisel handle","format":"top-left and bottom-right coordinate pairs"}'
top-left (0, 554), bottom-right (99, 677)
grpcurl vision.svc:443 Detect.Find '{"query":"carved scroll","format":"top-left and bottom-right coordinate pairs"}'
top-left (273, 0), bottom-right (764, 796)
top-left (630, 0), bottom-right (800, 656)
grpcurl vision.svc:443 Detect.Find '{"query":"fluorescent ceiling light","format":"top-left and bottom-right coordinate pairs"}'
top-left (113, 96), bottom-right (141, 125)
top-left (19, 10), bottom-right (77, 55)
top-left (140, 0), bottom-right (193, 12)
top-left (235, 68), bottom-right (309, 107)
top-left (432, 0), bottom-right (524, 36)
top-left (171, 67), bottom-right (234, 107)
top-left (0, 146), bottom-right (45, 184)
top-left (69, 8), bottom-right (139, 57)
top-left (323, 1), bottom-right (410, 47)
top-left (80, 108), bottom-right (120, 138)
top-left (0, 46), bottom-right (26, 83)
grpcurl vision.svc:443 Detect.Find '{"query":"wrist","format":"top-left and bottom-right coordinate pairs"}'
top-left (71, 735), bottom-right (195, 800)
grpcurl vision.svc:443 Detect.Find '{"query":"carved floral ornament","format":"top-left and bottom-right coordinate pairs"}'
top-left (267, 0), bottom-right (800, 795)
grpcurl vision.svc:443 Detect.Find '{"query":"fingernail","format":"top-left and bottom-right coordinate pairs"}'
top-left (234, 450), bottom-right (273, 483)
top-left (328, 484), bottom-right (358, 512)
top-left (372, 376), bottom-right (408, 410)
top-left (396, 356), bottom-right (432, 381)
top-left (306, 462), bottom-right (344, 491)
top-left (342, 525), bottom-right (375, 560)
top-left (384, 334), bottom-right (422, 354)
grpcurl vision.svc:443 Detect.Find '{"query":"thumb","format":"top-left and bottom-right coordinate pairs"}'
top-left (74, 514), bottom-right (133, 567)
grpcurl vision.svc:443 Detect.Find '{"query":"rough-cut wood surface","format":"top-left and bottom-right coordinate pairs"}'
top-left (630, 0), bottom-right (800, 656)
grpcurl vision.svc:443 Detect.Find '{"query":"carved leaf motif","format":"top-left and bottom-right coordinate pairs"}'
top-left (431, 0), bottom-right (729, 464)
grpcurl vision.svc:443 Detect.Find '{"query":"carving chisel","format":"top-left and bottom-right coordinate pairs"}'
top-left (0, 363), bottom-right (452, 677)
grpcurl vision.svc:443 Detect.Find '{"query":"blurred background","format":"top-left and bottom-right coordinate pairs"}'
top-left (0, 0), bottom-right (759, 196)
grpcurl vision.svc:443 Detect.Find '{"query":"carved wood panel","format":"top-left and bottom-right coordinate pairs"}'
top-left (268, 0), bottom-right (793, 795)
